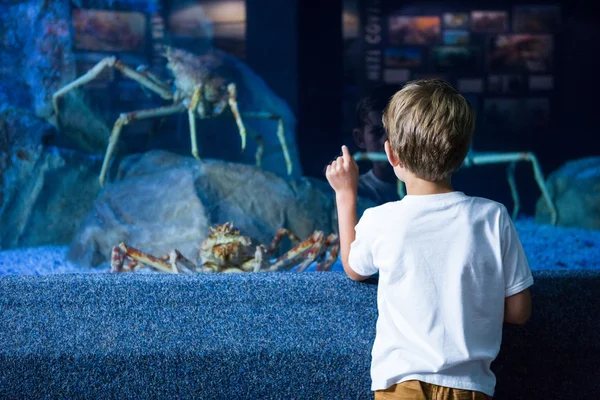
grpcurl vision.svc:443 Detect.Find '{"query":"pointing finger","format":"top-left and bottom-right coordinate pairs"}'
top-left (341, 145), bottom-right (352, 164)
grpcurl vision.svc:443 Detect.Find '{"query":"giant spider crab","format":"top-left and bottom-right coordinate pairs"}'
top-left (52, 47), bottom-right (293, 187)
top-left (110, 222), bottom-right (340, 274)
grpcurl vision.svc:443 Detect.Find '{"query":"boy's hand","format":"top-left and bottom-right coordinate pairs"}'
top-left (325, 145), bottom-right (359, 200)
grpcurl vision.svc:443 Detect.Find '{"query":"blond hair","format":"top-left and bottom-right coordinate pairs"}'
top-left (382, 79), bottom-right (474, 181)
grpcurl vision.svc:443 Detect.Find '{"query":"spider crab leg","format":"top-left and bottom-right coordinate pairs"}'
top-left (189, 85), bottom-right (204, 161)
top-left (267, 231), bottom-right (327, 272)
top-left (111, 244), bottom-right (136, 272)
top-left (99, 104), bottom-right (186, 187)
top-left (241, 245), bottom-right (269, 272)
top-left (110, 243), bottom-right (196, 274)
top-left (295, 235), bottom-right (325, 273)
top-left (227, 83), bottom-right (248, 152)
top-left (266, 228), bottom-right (301, 254)
top-left (240, 112), bottom-right (293, 176)
top-left (316, 233), bottom-right (340, 272)
top-left (228, 85), bottom-right (293, 176)
top-left (52, 57), bottom-right (173, 124)
top-left (135, 65), bottom-right (166, 89)
top-left (250, 131), bottom-right (264, 168)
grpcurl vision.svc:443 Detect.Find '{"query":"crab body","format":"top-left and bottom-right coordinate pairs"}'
top-left (199, 223), bottom-right (267, 273)
top-left (165, 47), bottom-right (230, 118)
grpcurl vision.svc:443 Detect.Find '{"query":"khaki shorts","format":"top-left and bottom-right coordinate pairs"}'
top-left (374, 380), bottom-right (492, 400)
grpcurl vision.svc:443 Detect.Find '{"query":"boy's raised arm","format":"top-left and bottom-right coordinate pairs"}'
top-left (337, 193), bottom-right (369, 281)
top-left (325, 146), bottom-right (371, 281)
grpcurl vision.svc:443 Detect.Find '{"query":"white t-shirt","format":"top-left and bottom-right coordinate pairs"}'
top-left (348, 191), bottom-right (533, 397)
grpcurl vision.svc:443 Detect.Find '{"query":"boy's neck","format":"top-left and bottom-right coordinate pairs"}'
top-left (404, 176), bottom-right (454, 196)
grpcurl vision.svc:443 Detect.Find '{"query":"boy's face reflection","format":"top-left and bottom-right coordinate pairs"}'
top-left (362, 111), bottom-right (388, 157)
top-left (353, 111), bottom-right (397, 183)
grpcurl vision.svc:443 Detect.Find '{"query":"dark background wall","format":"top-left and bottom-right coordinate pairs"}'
top-left (557, 0), bottom-right (600, 167)
top-left (246, 0), bottom-right (343, 179)
top-left (246, 0), bottom-right (299, 116)
top-left (247, 0), bottom-right (599, 216)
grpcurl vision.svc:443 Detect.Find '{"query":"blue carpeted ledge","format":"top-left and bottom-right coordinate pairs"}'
top-left (1, 271), bottom-right (599, 399)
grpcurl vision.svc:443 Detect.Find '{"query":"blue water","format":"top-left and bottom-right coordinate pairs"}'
top-left (1, 218), bottom-right (598, 276)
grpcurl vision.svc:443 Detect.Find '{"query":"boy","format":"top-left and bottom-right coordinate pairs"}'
top-left (353, 86), bottom-right (402, 205)
top-left (325, 79), bottom-right (532, 399)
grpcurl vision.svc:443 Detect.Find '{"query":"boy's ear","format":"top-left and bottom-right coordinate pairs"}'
top-left (352, 128), bottom-right (366, 149)
top-left (384, 140), bottom-right (402, 167)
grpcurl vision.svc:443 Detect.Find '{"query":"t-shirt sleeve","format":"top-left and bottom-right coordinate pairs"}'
top-left (500, 207), bottom-right (534, 297)
top-left (348, 208), bottom-right (378, 277)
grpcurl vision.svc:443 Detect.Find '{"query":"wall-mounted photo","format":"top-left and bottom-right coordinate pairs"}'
top-left (384, 47), bottom-right (422, 68)
top-left (488, 34), bottom-right (553, 72)
top-left (514, 5), bottom-right (561, 33)
top-left (388, 15), bottom-right (441, 45)
top-left (343, 0), bottom-right (359, 40)
top-left (443, 30), bottom-right (469, 45)
top-left (431, 46), bottom-right (480, 72)
top-left (168, 0), bottom-right (246, 59)
top-left (342, 0), bottom-right (360, 83)
top-left (488, 75), bottom-right (526, 93)
top-left (443, 13), bottom-right (469, 29)
top-left (73, 9), bottom-right (147, 53)
top-left (471, 11), bottom-right (508, 33)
